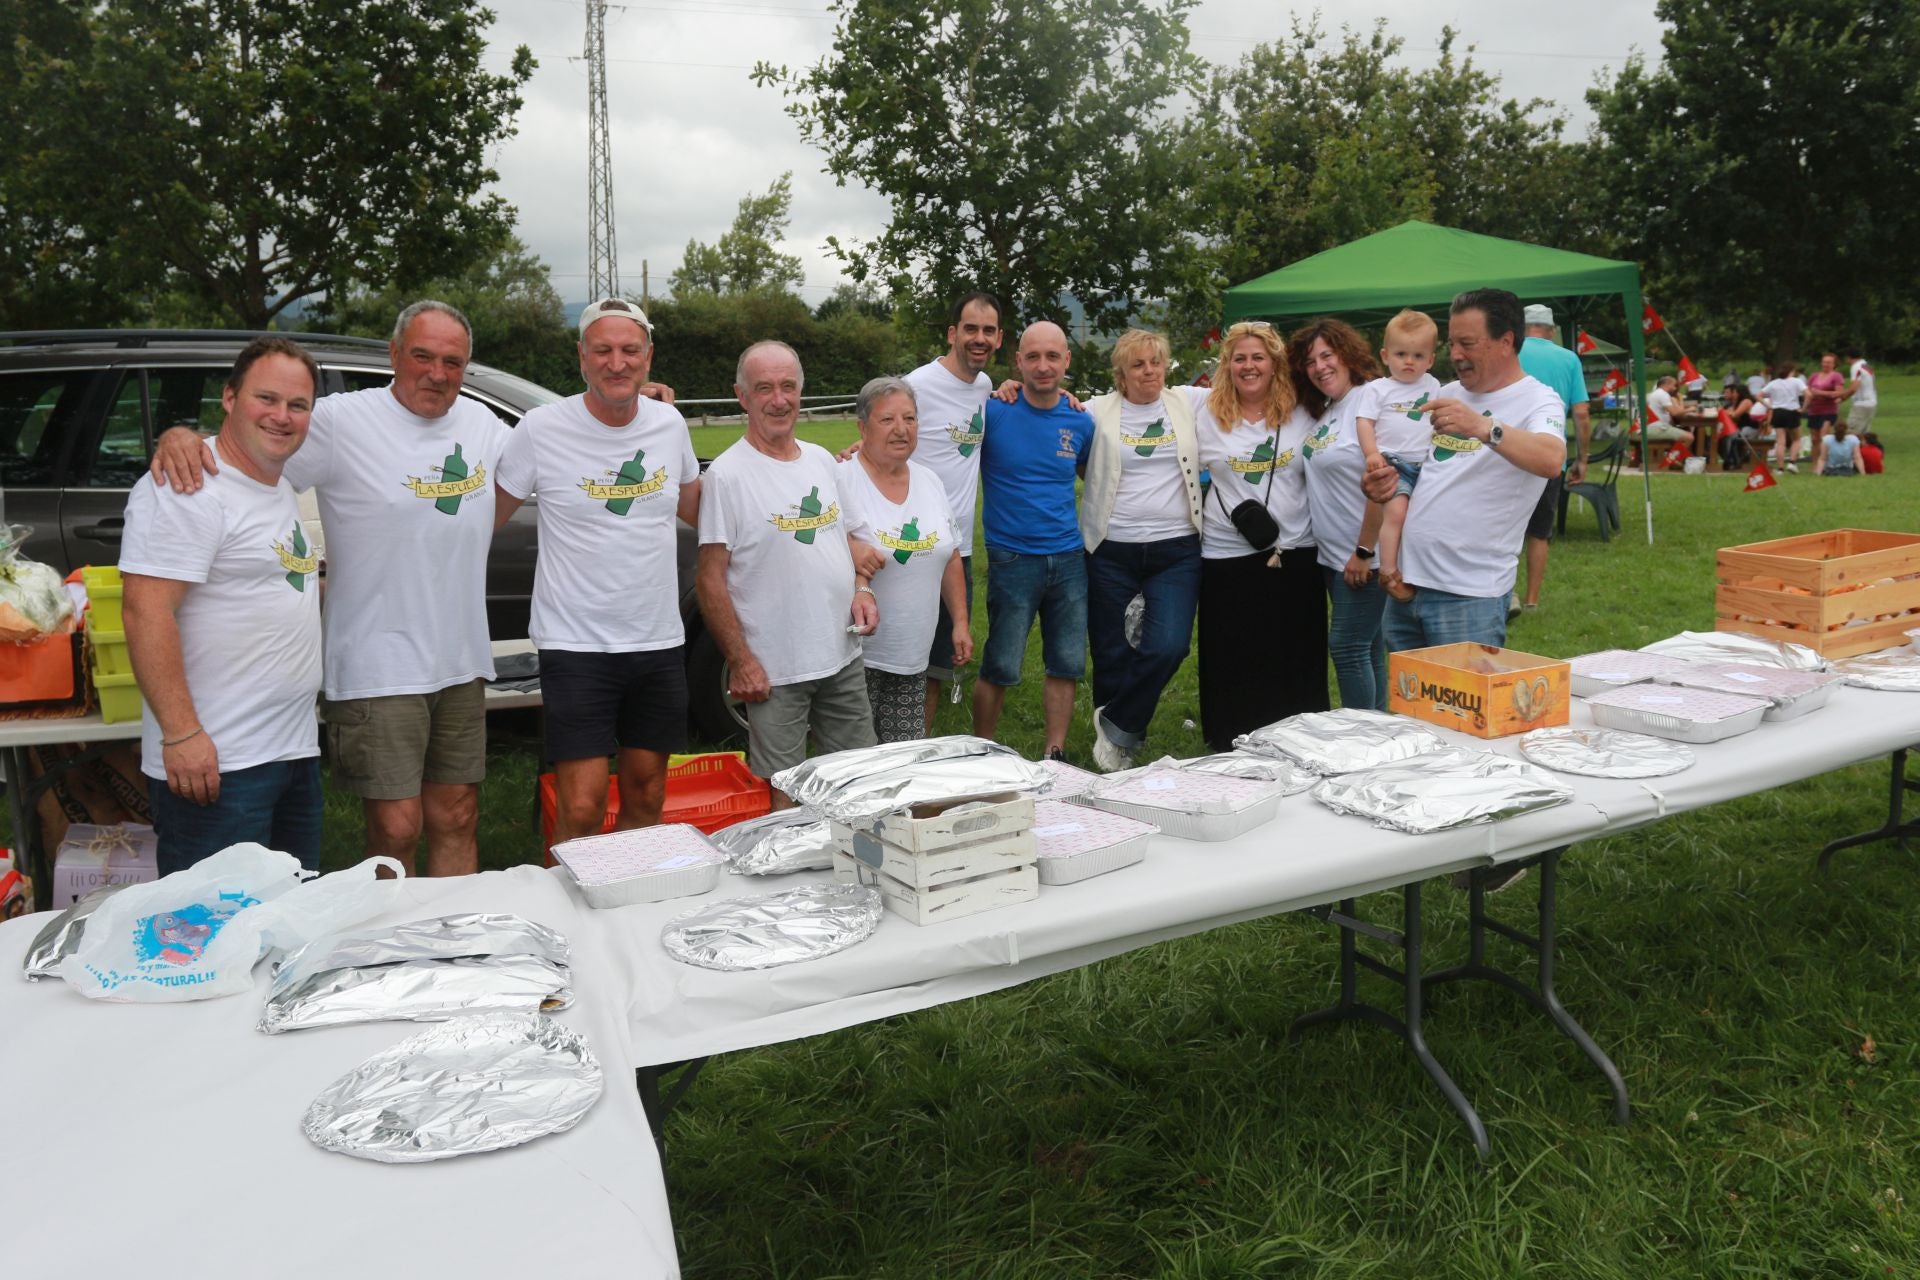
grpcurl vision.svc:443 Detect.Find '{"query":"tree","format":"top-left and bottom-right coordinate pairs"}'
top-left (2, 0), bottom-right (534, 328)
top-left (670, 173), bottom-right (805, 298)
top-left (753, 0), bottom-right (1203, 333)
top-left (1585, 0), bottom-right (1920, 363)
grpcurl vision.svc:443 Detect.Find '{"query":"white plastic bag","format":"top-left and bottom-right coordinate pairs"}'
top-left (59, 845), bottom-right (404, 1002)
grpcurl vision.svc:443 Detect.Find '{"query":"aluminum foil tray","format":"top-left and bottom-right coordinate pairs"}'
top-left (707, 809), bottom-right (836, 875)
top-left (1831, 646), bottom-right (1920, 691)
top-left (1640, 629), bottom-right (1825, 671)
top-left (302, 1013), bottom-right (602, 1163)
top-left (1568, 648), bottom-right (1696, 698)
top-left (771, 736), bottom-right (1052, 824)
top-left (21, 884), bottom-right (123, 981)
top-left (662, 882), bottom-right (883, 971)
top-left (1031, 799), bottom-right (1155, 885)
top-left (1586, 683), bottom-right (1769, 743)
top-left (1172, 751), bottom-right (1318, 795)
top-left (1030, 756), bottom-right (1104, 801)
top-left (1084, 766), bottom-right (1284, 841)
top-left (1235, 708), bottom-right (1446, 775)
top-left (552, 823), bottom-right (723, 907)
top-left (1658, 662), bottom-right (1841, 721)
top-left (1518, 727), bottom-right (1695, 778)
top-left (1311, 746), bottom-right (1574, 833)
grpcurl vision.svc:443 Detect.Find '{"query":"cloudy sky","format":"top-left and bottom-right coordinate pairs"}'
top-left (480, 0), bottom-right (1668, 307)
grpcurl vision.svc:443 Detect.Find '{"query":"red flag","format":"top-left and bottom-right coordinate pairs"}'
top-left (1599, 368), bottom-right (1628, 395)
top-left (1716, 408), bottom-right (1739, 436)
top-left (1660, 444), bottom-right (1691, 471)
top-left (1192, 371), bottom-right (1212, 388)
top-left (1642, 304), bottom-right (1665, 334)
top-left (1200, 326), bottom-right (1222, 351)
top-left (1677, 355), bottom-right (1702, 383)
top-left (1575, 330), bottom-right (1597, 355)
top-left (1745, 460), bottom-right (1777, 492)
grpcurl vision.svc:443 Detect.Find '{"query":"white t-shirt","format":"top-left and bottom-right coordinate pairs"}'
top-left (495, 395), bottom-right (698, 653)
top-left (1399, 376), bottom-right (1565, 599)
top-left (1850, 358), bottom-right (1877, 407)
top-left (1353, 373), bottom-right (1444, 459)
top-left (282, 386), bottom-right (506, 700)
top-left (1646, 386), bottom-right (1675, 425)
top-left (1104, 396), bottom-right (1190, 542)
top-left (903, 360), bottom-right (989, 558)
top-left (1746, 374), bottom-right (1766, 398)
top-left (1194, 397), bottom-right (1316, 559)
top-left (1762, 378), bottom-right (1802, 411)
top-left (120, 463), bottom-right (322, 780)
top-left (697, 438), bottom-right (859, 686)
top-left (1301, 392), bottom-right (1369, 574)
top-left (838, 458), bottom-right (957, 676)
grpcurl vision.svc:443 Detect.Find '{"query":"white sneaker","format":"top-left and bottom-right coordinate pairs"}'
top-left (1091, 705), bottom-right (1134, 773)
top-left (1784, 461), bottom-right (1798, 473)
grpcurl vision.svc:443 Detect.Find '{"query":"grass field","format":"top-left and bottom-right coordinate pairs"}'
top-left (37, 381), bottom-right (1920, 1276)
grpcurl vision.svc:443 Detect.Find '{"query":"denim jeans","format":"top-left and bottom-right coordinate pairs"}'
top-left (1383, 586), bottom-right (1511, 652)
top-left (148, 757), bottom-right (323, 875)
top-left (980, 547), bottom-right (1088, 687)
top-left (1086, 534), bottom-right (1201, 748)
top-left (1323, 566), bottom-right (1389, 711)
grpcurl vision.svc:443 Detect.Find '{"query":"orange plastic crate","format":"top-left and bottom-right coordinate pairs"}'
top-left (538, 751), bottom-right (771, 862)
top-left (0, 632), bottom-right (81, 707)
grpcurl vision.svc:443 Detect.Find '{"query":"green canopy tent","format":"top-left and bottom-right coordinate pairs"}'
top-left (1222, 220), bottom-right (1655, 543)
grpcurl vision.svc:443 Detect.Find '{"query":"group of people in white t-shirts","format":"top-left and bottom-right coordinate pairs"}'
top-left (1735, 350), bottom-right (1878, 474)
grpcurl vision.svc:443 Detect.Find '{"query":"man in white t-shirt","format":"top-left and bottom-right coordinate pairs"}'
top-left (151, 302), bottom-right (506, 876)
top-left (122, 338), bottom-right (325, 874)
top-left (697, 342), bottom-right (879, 801)
top-left (902, 292), bottom-right (1002, 726)
top-left (1846, 348), bottom-right (1877, 434)
top-left (1643, 376), bottom-right (1688, 445)
top-left (1365, 288), bottom-right (1567, 650)
top-left (495, 298), bottom-right (701, 846)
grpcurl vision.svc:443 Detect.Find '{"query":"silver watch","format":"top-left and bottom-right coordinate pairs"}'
top-left (1487, 421), bottom-right (1505, 446)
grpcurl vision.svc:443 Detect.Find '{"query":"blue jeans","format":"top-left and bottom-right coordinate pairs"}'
top-left (1383, 587), bottom-right (1511, 652)
top-left (980, 547), bottom-right (1088, 687)
top-left (1324, 566), bottom-right (1389, 711)
top-left (148, 758), bottom-right (323, 876)
top-left (1086, 535), bottom-right (1201, 748)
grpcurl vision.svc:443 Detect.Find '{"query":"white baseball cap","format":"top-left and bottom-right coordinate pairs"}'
top-left (578, 296), bottom-right (654, 337)
top-left (1523, 303), bottom-right (1555, 327)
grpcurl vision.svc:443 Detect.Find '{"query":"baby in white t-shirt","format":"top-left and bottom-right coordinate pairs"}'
top-left (1353, 309), bottom-right (1442, 601)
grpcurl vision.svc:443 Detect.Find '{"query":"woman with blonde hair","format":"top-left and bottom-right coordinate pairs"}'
top-left (1183, 320), bottom-right (1326, 750)
top-left (1079, 327), bottom-right (1204, 770)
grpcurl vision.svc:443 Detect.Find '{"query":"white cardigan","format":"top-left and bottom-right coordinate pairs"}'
top-left (1077, 390), bottom-right (1204, 551)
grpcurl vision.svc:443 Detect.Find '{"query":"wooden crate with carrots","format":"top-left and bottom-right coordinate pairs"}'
top-left (1715, 529), bottom-right (1920, 659)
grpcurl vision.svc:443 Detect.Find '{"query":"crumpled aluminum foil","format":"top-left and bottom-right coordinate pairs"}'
top-left (707, 809), bottom-right (837, 875)
top-left (1173, 751), bottom-right (1319, 795)
top-left (259, 913), bottom-right (573, 1035)
top-left (770, 735), bottom-right (1052, 824)
top-left (1235, 708), bottom-right (1447, 775)
top-left (1641, 629), bottom-right (1826, 671)
top-left (1518, 727), bottom-right (1696, 778)
top-left (303, 1012), bottom-right (602, 1163)
top-left (662, 882), bottom-right (882, 972)
top-left (1311, 746), bottom-right (1574, 833)
top-left (1829, 646), bottom-right (1920, 691)
top-left (21, 884), bottom-right (124, 981)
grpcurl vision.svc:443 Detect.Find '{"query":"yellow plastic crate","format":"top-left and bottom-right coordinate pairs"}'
top-left (87, 584), bottom-right (124, 632)
top-left (93, 670), bottom-right (143, 724)
top-left (88, 627), bottom-right (132, 677)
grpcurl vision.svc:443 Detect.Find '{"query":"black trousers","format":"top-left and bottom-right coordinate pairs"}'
top-left (1196, 545), bottom-right (1330, 754)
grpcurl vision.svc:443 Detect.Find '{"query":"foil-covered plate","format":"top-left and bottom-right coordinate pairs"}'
top-left (1518, 727), bottom-right (1696, 778)
top-left (707, 809), bottom-right (837, 875)
top-left (259, 914), bottom-right (573, 1035)
top-left (1236, 708), bottom-right (1446, 775)
top-left (771, 736), bottom-right (1052, 824)
top-left (1173, 751), bottom-right (1318, 795)
top-left (1830, 646), bottom-right (1920, 691)
top-left (302, 1012), bottom-right (602, 1163)
top-left (21, 884), bottom-right (124, 981)
top-left (1311, 746), bottom-right (1574, 833)
top-left (1640, 629), bottom-right (1826, 671)
top-left (662, 882), bottom-right (883, 972)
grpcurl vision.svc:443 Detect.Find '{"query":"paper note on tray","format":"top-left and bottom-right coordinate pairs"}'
top-left (1723, 671), bottom-right (1766, 683)
top-left (1589, 671), bottom-right (1629, 682)
top-left (1033, 822), bottom-right (1085, 837)
top-left (654, 854), bottom-right (708, 870)
top-left (1640, 695), bottom-right (1684, 705)
top-left (1141, 777), bottom-right (1178, 791)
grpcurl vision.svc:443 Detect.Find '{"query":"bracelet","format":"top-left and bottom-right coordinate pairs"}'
top-left (162, 727), bottom-right (204, 748)
top-left (854, 586), bottom-right (876, 599)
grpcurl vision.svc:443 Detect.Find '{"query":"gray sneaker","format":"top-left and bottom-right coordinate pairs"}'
top-left (1091, 705), bottom-right (1134, 773)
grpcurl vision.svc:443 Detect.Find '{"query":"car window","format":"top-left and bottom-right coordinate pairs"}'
top-left (335, 368), bottom-right (390, 396)
top-left (0, 369), bottom-right (94, 487)
top-left (87, 371), bottom-right (151, 488)
top-left (461, 391), bottom-right (519, 427)
top-left (147, 367), bottom-right (226, 435)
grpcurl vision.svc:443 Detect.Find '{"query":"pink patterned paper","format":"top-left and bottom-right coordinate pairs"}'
top-left (552, 823), bottom-right (723, 886)
top-left (1095, 766), bottom-right (1274, 812)
top-left (1035, 757), bottom-right (1102, 800)
top-left (1587, 683), bottom-right (1770, 722)
top-left (1671, 663), bottom-right (1839, 698)
top-left (1570, 649), bottom-right (1694, 684)
top-left (1032, 800), bottom-right (1157, 858)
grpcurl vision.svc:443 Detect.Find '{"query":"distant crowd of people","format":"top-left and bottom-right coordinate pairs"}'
top-left (1645, 350), bottom-right (1880, 476)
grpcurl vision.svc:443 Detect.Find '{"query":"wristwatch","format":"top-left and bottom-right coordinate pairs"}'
top-left (1487, 421), bottom-right (1506, 446)
top-left (1354, 546), bottom-right (1376, 561)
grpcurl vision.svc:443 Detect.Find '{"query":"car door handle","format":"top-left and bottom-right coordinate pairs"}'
top-left (76, 522), bottom-right (124, 541)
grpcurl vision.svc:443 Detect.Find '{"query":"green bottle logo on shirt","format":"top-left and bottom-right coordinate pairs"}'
top-left (606, 448), bottom-right (647, 516)
top-left (1301, 420), bottom-right (1336, 461)
top-left (272, 522), bottom-right (318, 592)
top-left (767, 486), bottom-right (841, 544)
top-left (1429, 411), bottom-right (1493, 462)
top-left (1404, 393), bottom-right (1432, 422)
top-left (434, 443), bottom-right (468, 515)
top-left (403, 442), bottom-right (488, 511)
top-left (1120, 419), bottom-right (1167, 456)
top-left (950, 408), bottom-right (985, 457)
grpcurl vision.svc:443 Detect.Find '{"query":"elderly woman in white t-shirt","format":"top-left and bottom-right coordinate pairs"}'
top-left (839, 376), bottom-right (972, 743)
top-left (1079, 328), bottom-right (1204, 771)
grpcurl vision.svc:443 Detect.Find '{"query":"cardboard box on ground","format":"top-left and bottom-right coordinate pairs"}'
top-left (32, 743), bottom-right (158, 905)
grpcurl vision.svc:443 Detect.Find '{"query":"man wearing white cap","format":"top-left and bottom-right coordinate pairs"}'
top-left (1513, 303), bottom-right (1590, 620)
top-left (494, 298), bottom-right (701, 846)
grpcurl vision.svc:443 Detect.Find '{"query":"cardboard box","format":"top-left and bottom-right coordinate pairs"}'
top-left (840, 792), bottom-right (1034, 854)
top-left (1715, 528), bottom-right (1920, 659)
top-left (832, 852), bottom-right (1038, 925)
top-left (50, 822), bottom-right (158, 907)
top-left (1388, 643), bottom-right (1570, 738)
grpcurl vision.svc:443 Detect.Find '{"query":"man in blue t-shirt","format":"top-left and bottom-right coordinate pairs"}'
top-left (972, 320), bottom-right (1093, 760)
top-left (1513, 304), bottom-right (1591, 620)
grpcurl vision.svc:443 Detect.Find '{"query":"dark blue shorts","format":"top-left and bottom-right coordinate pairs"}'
top-left (980, 547), bottom-right (1087, 687)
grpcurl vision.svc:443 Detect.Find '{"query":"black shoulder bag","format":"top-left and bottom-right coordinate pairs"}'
top-left (1212, 427), bottom-right (1283, 558)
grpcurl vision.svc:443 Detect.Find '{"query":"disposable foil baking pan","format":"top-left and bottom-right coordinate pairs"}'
top-left (1310, 746), bottom-right (1574, 833)
top-left (661, 882), bottom-right (883, 971)
top-left (1586, 683), bottom-right (1770, 743)
top-left (1568, 648), bottom-right (1696, 698)
top-left (1640, 629), bottom-right (1825, 671)
top-left (1518, 727), bottom-right (1695, 778)
top-left (1235, 708), bottom-right (1446, 775)
top-left (552, 823), bottom-right (724, 906)
top-left (1658, 662), bottom-right (1840, 721)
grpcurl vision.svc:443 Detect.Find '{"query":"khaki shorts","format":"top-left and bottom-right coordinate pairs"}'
top-left (746, 657), bottom-right (876, 781)
top-left (1849, 402), bottom-right (1876, 433)
top-left (325, 679), bottom-right (486, 800)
